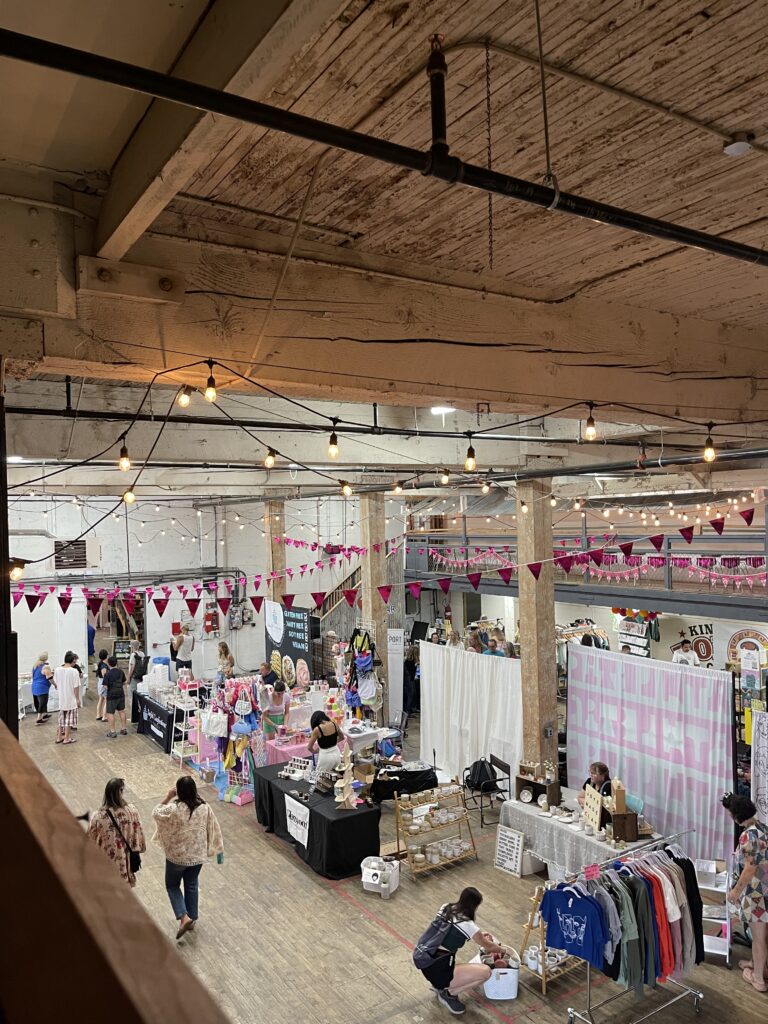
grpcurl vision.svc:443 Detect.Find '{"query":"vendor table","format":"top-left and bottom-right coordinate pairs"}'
top-left (499, 786), bottom-right (653, 876)
top-left (370, 766), bottom-right (438, 803)
top-left (266, 736), bottom-right (347, 767)
top-left (252, 763), bottom-right (380, 879)
top-left (131, 692), bottom-right (174, 753)
top-left (344, 724), bottom-right (399, 755)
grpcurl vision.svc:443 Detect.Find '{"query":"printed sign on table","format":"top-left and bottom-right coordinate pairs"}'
top-left (494, 824), bottom-right (524, 877)
top-left (284, 794), bottom-right (310, 847)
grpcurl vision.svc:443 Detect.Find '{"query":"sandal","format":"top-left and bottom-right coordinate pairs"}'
top-left (55, 738), bottom-right (64, 744)
top-left (742, 967), bottom-right (768, 992)
top-left (36, 720), bottom-right (44, 726)
top-left (120, 729), bottom-right (128, 735)
top-left (62, 738), bottom-right (77, 744)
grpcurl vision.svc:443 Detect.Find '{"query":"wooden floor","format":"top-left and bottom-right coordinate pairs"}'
top-left (21, 695), bottom-right (765, 1024)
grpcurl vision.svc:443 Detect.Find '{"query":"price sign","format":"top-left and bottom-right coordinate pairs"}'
top-left (584, 863), bottom-right (600, 880)
top-left (494, 825), bottom-right (524, 877)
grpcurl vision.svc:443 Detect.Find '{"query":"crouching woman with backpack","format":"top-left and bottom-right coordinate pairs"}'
top-left (412, 887), bottom-right (505, 1015)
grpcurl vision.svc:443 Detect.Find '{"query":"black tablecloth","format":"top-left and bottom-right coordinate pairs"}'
top-left (370, 766), bottom-right (438, 803)
top-left (253, 764), bottom-right (381, 879)
top-left (132, 692), bottom-right (174, 753)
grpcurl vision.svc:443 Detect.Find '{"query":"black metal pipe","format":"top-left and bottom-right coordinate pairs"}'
top-left (0, 28), bottom-right (766, 267)
top-left (427, 35), bottom-right (449, 156)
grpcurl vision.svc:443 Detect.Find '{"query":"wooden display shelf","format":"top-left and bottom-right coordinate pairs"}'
top-left (394, 782), bottom-right (479, 880)
top-left (518, 885), bottom-right (580, 996)
top-left (409, 846), bottom-right (477, 874)
top-left (515, 774), bottom-right (561, 807)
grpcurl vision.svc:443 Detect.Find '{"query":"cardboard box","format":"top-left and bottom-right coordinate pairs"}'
top-left (354, 766), bottom-right (375, 786)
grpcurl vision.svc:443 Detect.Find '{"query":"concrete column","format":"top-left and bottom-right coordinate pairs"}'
top-left (264, 499), bottom-right (285, 603)
top-left (517, 479), bottom-right (558, 765)
top-left (360, 494), bottom-right (388, 716)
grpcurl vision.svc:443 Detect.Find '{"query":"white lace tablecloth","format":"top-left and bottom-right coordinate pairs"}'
top-left (499, 788), bottom-right (650, 874)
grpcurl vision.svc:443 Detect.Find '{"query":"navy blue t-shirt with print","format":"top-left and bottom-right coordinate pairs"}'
top-left (540, 888), bottom-right (609, 969)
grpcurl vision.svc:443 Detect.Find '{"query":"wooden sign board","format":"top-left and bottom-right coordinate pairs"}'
top-left (494, 825), bottom-right (524, 877)
top-left (582, 784), bottom-right (604, 833)
top-left (611, 778), bottom-right (627, 814)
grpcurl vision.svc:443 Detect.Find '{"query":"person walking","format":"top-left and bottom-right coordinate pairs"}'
top-left (413, 887), bottom-right (505, 1015)
top-left (723, 793), bottom-right (768, 991)
top-left (54, 651), bottom-right (81, 745)
top-left (31, 652), bottom-right (54, 725)
top-left (103, 655), bottom-right (128, 738)
top-left (153, 776), bottom-right (223, 939)
top-left (95, 647), bottom-right (109, 722)
top-left (87, 778), bottom-right (146, 887)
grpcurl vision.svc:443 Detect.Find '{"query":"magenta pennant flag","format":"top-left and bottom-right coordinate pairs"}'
top-left (57, 594), bottom-right (72, 614)
top-left (342, 589), bottom-right (358, 607)
top-left (555, 554), bottom-right (573, 574)
top-left (12, 591), bottom-right (23, 607)
top-left (24, 594), bottom-right (39, 612)
top-left (250, 596), bottom-right (264, 613)
top-left (466, 572), bottom-right (482, 590)
top-left (709, 516), bottom-right (725, 535)
top-left (311, 592), bottom-right (327, 609)
top-left (407, 581), bottom-right (423, 600)
top-left (253, 576), bottom-right (262, 591)
top-left (281, 594), bottom-right (296, 611)
top-left (739, 507), bottom-right (755, 527)
top-left (122, 595), bottom-right (137, 616)
top-left (589, 549), bottom-right (604, 566)
top-left (153, 597), bottom-right (169, 616)
top-left (38, 592), bottom-right (49, 607)
top-left (437, 577), bottom-right (452, 595)
top-left (223, 578), bottom-right (233, 590)
top-left (86, 596), bottom-right (103, 617)
top-left (497, 567), bottom-right (513, 585)
top-left (193, 583), bottom-right (203, 595)
top-left (217, 598), bottom-right (231, 615)
top-left (377, 585), bottom-right (392, 604)
top-left (528, 562), bottom-right (543, 580)
top-left (649, 534), bottom-right (665, 552)
top-left (185, 597), bottom-right (201, 617)
top-left (619, 542), bottom-right (634, 557)
top-left (679, 526), bottom-right (694, 544)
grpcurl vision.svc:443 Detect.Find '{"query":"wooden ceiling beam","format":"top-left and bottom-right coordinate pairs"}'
top-left (95, 0), bottom-right (342, 261)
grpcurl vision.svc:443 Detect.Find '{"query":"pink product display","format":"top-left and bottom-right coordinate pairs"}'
top-left (188, 730), bottom-right (219, 761)
top-left (266, 736), bottom-right (347, 766)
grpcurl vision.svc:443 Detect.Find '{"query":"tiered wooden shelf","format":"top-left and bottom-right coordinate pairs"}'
top-left (394, 783), bottom-right (478, 879)
top-left (518, 885), bottom-right (581, 995)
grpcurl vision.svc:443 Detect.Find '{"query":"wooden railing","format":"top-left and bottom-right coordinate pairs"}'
top-left (0, 720), bottom-right (230, 1023)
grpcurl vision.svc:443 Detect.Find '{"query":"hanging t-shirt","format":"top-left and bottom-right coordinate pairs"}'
top-left (540, 888), bottom-right (608, 969)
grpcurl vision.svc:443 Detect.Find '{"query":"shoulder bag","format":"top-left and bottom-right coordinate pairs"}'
top-left (106, 809), bottom-right (142, 874)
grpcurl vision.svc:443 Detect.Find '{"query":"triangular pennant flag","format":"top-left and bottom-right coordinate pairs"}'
top-left (24, 594), bottom-right (40, 612)
top-left (554, 554), bottom-right (573, 574)
top-left (649, 534), bottom-right (665, 552)
top-left (437, 577), bottom-right (452, 595)
top-left (311, 592), bottom-right (327, 609)
top-left (709, 516), bottom-right (725, 535)
top-left (250, 596), bottom-right (264, 613)
top-left (466, 572), bottom-right (482, 590)
top-left (377, 585), bottom-right (392, 604)
top-left (185, 597), bottom-right (201, 617)
top-left (153, 597), bottom-right (169, 616)
top-left (86, 597), bottom-right (103, 616)
top-left (679, 526), bottom-right (694, 544)
top-left (57, 594), bottom-right (72, 614)
top-left (122, 595), bottom-right (137, 616)
top-left (739, 507), bottom-right (755, 526)
top-left (528, 562), bottom-right (543, 580)
top-left (281, 594), bottom-right (295, 610)
top-left (619, 542), bottom-right (634, 557)
top-left (342, 589), bottom-right (358, 607)
top-left (589, 549), bottom-right (604, 566)
top-left (12, 591), bottom-right (23, 607)
top-left (407, 582), bottom-right (422, 600)
top-left (497, 567), bottom-right (513, 585)
top-left (217, 598), bottom-right (231, 615)
top-left (38, 592), bottom-right (48, 607)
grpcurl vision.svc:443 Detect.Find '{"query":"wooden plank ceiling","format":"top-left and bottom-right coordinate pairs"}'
top-left (169, 0), bottom-right (768, 327)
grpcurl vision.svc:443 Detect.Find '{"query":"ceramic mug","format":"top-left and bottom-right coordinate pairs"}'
top-left (584, 824), bottom-right (594, 836)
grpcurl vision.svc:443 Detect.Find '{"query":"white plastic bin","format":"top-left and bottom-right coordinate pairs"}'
top-left (483, 953), bottom-right (519, 1000)
top-left (360, 856), bottom-right (400, 899)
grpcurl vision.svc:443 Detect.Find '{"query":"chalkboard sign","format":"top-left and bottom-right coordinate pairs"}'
top-left (264, 600), bottom-right (319, 688)
top-left (494, 825), bottom-right (524, 877)
top-left (113, 639), bottom-right (132, 661)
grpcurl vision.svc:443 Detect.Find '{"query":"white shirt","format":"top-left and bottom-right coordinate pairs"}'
top-left (53, 665), bottom-right (81, 711)
top-left (672, 649), bottom-right (700, 667)
top-left (176, 634), bottom-right (194, 660)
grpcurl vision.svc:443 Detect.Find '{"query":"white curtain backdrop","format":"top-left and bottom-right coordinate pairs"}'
top-left (567, 646), bottom-right (732, 861)
top-left (752, 711), bottom-right (768, 824)
top-left (419, 643), bottom-right (523, 780)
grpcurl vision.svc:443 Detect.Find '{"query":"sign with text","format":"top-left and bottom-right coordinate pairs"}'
top-left (265, 600), bottom-right (319, 688)
top-left (284, 794), bottom-right (310, 847)
top-left (582, 784), bottom-right (604, 834)
top-left (494, 825), bottom-right (524, 877)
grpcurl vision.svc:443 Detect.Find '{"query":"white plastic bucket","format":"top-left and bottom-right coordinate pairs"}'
top-left (483, 956), bottom-right (519, 1000)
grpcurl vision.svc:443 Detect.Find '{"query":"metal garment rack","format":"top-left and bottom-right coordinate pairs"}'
top-left (565, 829), bottom-right (704, 1024)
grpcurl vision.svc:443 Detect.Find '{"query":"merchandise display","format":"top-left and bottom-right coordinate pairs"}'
top-left (395, 783), bottom-right (478, 878)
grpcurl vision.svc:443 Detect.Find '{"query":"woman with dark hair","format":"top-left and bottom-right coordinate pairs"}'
top-left (722, 793), bottom-right (768, 991)
top-left (153, 776), bottom-right (224, 940)
top-left (87, 778), bottom-right (146, 887)
top-left (307, 710), bottom-right (345, 772)
top-left (403, 645), bottom-right (418, 717)
top-left (413, 887), bottom-right (505, 1015)
top-left (261, 679), bottom-right (291, 738)
top-left (95, 647), bottom-right (109, 722)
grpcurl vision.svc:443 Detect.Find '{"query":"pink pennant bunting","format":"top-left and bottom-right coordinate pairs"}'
top-left (24, 594), bottom-right (39, 612)
top-left (497, 567), bottom-right (513, 585)
top-left (555, 554), bottom-right (573, 574)
top-left (619, 542), bottom-right (634, 557)
top-left (253, 576), bottom-right (262, 591)
top-left (185, 598), bottom-right (201, 617)
top-left (153, 597), bottom-right (169, 616)
top-left (12, 591), bottom-right (23, 607)
top-left (311, 592), bottom-right (327, 609)
top-left (193, 583), bottom-right (203, 594)
top-left (38, 592), bottom-right (49, 607)
top-left (86, 597), bottom-right (103, 616)
top-left (739, 507), bottom-right (755, 526)
top-left (589, 549), bottom-right (604, 566)
top-left (342, 589), bottom-right (358, 607)
top-left (217, 598), bottom-right (231, 615)
top-left (528, 562), bottom-right (542, 580)
top-left (466, 572), bottom-right (482, 590)
top-left (57, 594), bottom-right (72, 614)
top-left (407, 582), bottom-right (423, 600)
top-left (649, 534), bottom-right (665, 552)
top-left (437, 577), bottom-right (452, 595)
top-left (281, 594), bottom-right (296, 610)
top-left (250, 596), bottom-right (264, 613)
top-left (679, 526), bottom-right (694, 544)
top-left (122, 595), bottom-right (137, 617)
top-left (377, 585), bottom-right (392, 604)
top-left (709, 516), bottom-right (725, 535)
top-left (224, 578), bottom-right (233, 590)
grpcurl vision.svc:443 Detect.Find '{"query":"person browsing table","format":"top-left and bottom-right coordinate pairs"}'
top-left (261, 680), bottom-right (291, 738)
top-left (307, 711), bottom-right (345, 772)
top-left (173, 623), bottom-right (195, 671)
top-left (103, 656), bottom-right (128, 738)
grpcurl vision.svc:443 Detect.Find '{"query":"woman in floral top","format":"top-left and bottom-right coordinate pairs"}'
top-left (723, 793), bottom-right (768, 991)
top-left (87, 778), bottom-right (146, 887)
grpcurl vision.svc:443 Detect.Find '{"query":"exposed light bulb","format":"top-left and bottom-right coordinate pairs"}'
top-left (9, 565), bottom-right (24, 582)
top-left (609, 523), bottom-right (615, 530)
top-left (394, 481), bottom-right (403, 494)
top-left (683, 513), bottom-right (688, 521)
top-left (703, 423), bottom-right (716, 462)
top-left (204, 360), bottom-right (217, 403)
top-left (340, 480), bottom-right (353, 497)
top-left (520, 502), bottom-right (529, 514)
top-left (264, 448), bottom-right (276, 469)
top-left (171, 518), bottom-right (176, 526)
top-left (328, 426), bottom-right (339, 459)
top-left (550, 496), bottom-right (557, 507)
top-left (584, 403), bottom-right (597, 442)
top-left (155, 505), bottom-right (160, 512)
top-left (122, 489), bottom-right (136, 504)
top-left (573, 500), bottom-right (581, 511)
top-left (197, 510), bottom-right (202, 517)
top-left (177, 385), bottom-right (192, 408)
top-left (654, 517), bottom-right (660, 526)
top-left (618, 506), bottom-right (624, 515)
top-left (486, 517), bottom-right (491, 523)
top-left (602, 508), bottom-right (610, 518)
top-left (464, 436), bottom-right (476, 472)
top-left (239, 524), bottom-right (245, 530)
top-left (440, 470), bottom-right (450, 485)
top-left (140, 521), bottom-right (145, 527)
top-left (482, 482), bottom-right (491, 494)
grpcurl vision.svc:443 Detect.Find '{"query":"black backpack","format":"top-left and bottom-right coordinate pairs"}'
top-left (132, 654), bottom-right (150, 681)
top-left (412, 911), bottom-right (455, 968)
top-left (466, 757), bottom-right (497, 791)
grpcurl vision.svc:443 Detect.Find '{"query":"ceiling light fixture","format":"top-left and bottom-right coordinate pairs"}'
top-left (340, 480), bottom-right (353, 497)
top-left (393, 481), bottom-right (403, 494)
top-left (584, 403), bottom-right (597, 442)
top-left (204, 359), bottom-right (217, 403)
top-left (431, 405), bottom-right (455, 415)
top-left (440, 469), bottom-right (451, 485)
top-left (481, 481), bottom-right (491, 494)
top-left (264, 448), bottom-right (276, 469)
top-left (703, 423), bottom-right (716, 463)
top-left (550, 496), bottom-right (557, 507)
top-left (520, 501), bottom-right (529, 514)
top-left (177, 385), bottom-right (192, 408)
top-left (122, 489), bottom-right (136, 504)
top-left (723, 131), bottom-right (754, 157)
top-left (328, 419), bottom-right (339, 459)
top-left (118, 438), bottom-right (131, 472)
top-left (464, 434), bottom-right (476, 472)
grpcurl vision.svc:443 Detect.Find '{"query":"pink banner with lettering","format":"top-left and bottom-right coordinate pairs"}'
top-left (566, 647), bottom-right (731, 860)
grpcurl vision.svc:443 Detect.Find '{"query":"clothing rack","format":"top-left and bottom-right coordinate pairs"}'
top-left (565, 829), bottom-right (704, 1024)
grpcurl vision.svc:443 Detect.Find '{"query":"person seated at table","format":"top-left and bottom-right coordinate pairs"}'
top-left (307, 711), bottom-right (345, 772)
top-left (262, 680), bottom-right (290, 738)
top-left (577, 761), bottom-right (612, 805)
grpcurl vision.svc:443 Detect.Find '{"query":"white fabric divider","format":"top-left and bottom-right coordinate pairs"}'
top-left (419, 643), bottom-right (523, 780)
top-left (566, 646), bottom-right (732, 861)
top-left (752, 711), bottom-right (768, 824)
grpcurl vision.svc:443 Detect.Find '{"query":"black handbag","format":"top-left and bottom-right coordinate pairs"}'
top-left (107, 809), bottom-right (142, 874)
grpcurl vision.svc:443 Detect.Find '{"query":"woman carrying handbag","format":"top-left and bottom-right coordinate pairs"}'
top-left (87, 778), bottom-right (147, 887)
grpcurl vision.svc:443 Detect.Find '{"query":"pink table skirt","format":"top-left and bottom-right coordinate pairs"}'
top-left (265, 736), bottom-right (347, 766)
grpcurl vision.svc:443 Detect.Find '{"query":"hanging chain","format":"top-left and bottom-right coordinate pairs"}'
top-left (533, 0), bottom-right (560, 209)
top-left (484, 40), bottom-right (494, 271)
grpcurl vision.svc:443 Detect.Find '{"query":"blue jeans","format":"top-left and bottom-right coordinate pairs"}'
top-left (165, 861), bottom-right (202, 921)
